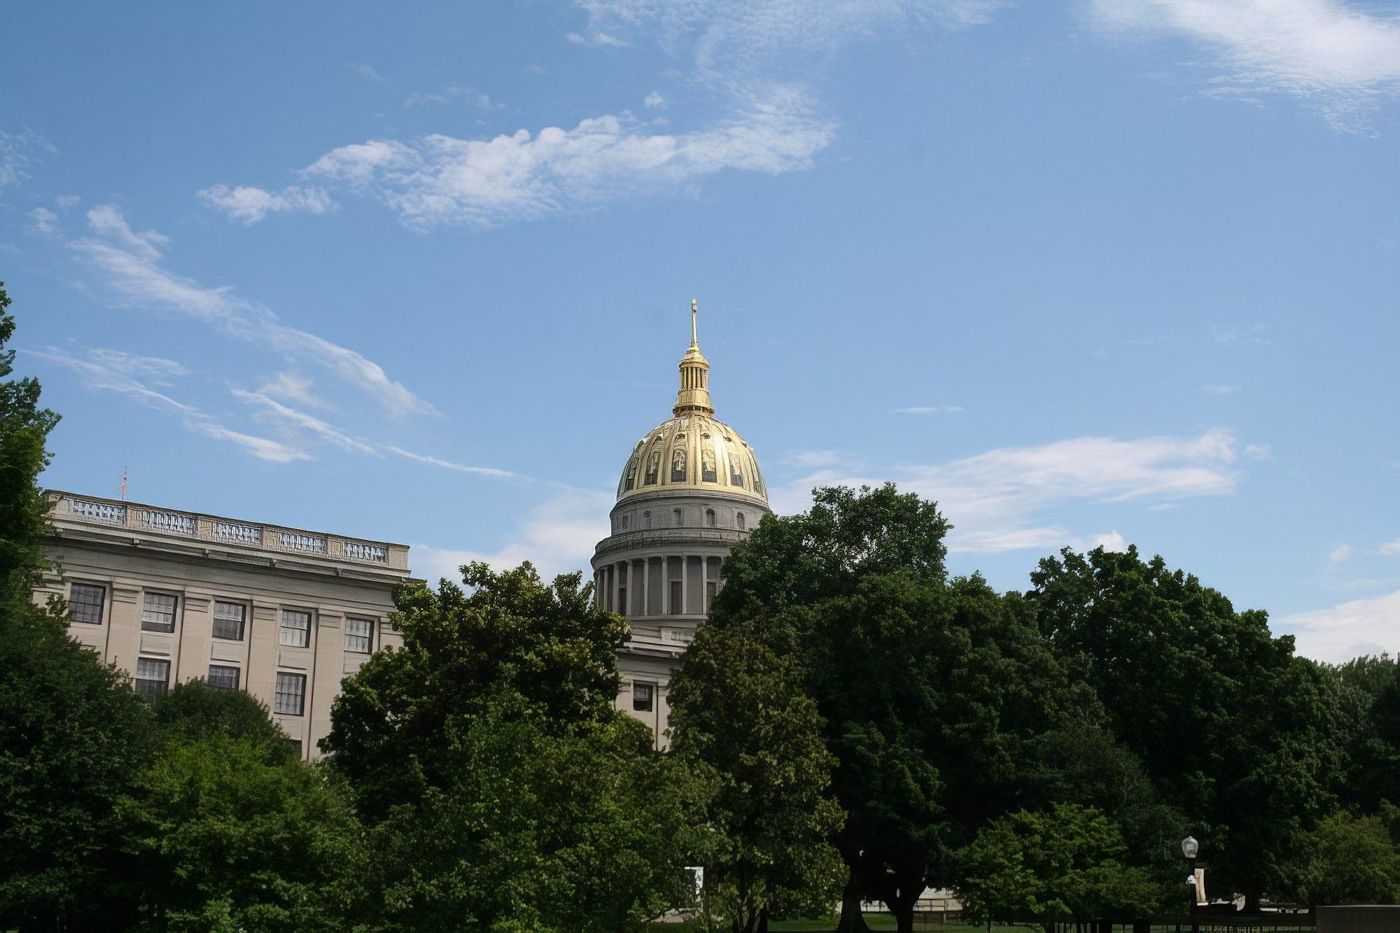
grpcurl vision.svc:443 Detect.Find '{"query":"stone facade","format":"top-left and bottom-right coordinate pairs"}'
top-left (35, 491), bottom-right (411, 759)
top-left (593, 301), bottom-right (771, 745)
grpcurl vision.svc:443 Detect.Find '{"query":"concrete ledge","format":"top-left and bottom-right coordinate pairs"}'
top-left (1317, 905), bottom-right (1400, 933)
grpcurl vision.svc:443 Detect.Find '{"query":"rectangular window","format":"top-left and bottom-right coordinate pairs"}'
top-left (345, 617), bottom-right (374, 654)
top-left (135, 657), bottom-right (170, 700)
top-left (212, 601), bottom-right (246, 641)
top-left (140, 592), bottom-right (178, 633)
top-left (279, 609), bottom-right (311, 648)
top-left (633, 683), bottom-right (654, 712)
top-left (274, 672), bottom-right (306, 715)
top-left (207, 664), bottom-right (240, 691)
top-left (668, 579), bottom-right (682, 615)
top-left (68, 583), bottom-right (106, 625)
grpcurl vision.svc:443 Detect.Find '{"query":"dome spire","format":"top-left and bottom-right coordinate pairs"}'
top-left (673, 298), bottom-right (714, 416)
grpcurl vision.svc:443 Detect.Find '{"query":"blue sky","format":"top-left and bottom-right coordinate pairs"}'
top-left (4, 0), bottom-right (1398, 662)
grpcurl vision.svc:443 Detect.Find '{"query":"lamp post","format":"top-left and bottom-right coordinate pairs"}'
top-left (1181, 836), bottom-right (1200, 933)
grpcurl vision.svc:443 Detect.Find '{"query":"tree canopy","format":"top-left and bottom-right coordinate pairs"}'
top-left (706, 485), bottom-right (1100, 932)
top-left (326, 561), bottom-right (705, 931)
top-left (0, 282), bottom-right (59, 610)
top-left (669, 624), bottom-right (846, 932)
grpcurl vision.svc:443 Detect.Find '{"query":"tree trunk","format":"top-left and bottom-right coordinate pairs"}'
top-left (1133, 920), bottom-right (1151, 933)
top-left (1243, 889), bottom-right (1262, 914)
top-left (886, 881), bottom-right (921, 933)
top-left (835, 867), bottom-right (872, 933)
top-left (757, 906), bottom-right (769, 933)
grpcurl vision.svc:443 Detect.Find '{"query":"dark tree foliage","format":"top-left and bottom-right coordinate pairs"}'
top-left (669, 625), bottom-right (846, 933)
top-left (1298, 811), bottom-right (1400, 908)
top-left (0, 282), bottom-right (60, 610)
top-left (1029, 546), bottom-right (1343, 908)
top-left (326, 561), bottom-right (702, 931)
top-left (0, 611), bottom-right (157, 930)
top-left (363, 690), bottom-right (704, 932)
top-left (709, 485), bottom-right (1093, 933)
top-left (1333, 655), bottom-right (1400, 813)
top-left (119, 736), bottom-right (366, 932)
top-left (153, 679), bottom-right (296, 762)
top-left (322, 561), bottom-right (628, 819)
top-left (957, 804), bottom-right (1160, 931)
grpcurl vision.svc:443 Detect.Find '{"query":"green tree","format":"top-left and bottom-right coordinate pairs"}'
top-left (956, 804), bottom-right (1160, 932)
top-left (1333, 656), bottom-right (1400, 813)
top-left (1299, 811), bottom-right (1400, 907)
top-left (709, 485), bottom-right (1090, 933)
top-left (365, 690), bottom-right (703, 932)
top-left (323, 562), bottom-right (627, 819)
top-left (325, 562), bottom-right (704, 931)
top-left (0, 282), bottom-right (60, 610)
top-left (153, 679), bottom-right (295, 761)
top-left (120, 736), bottom-right (366, 931)
top-left (0, 611), bottom-right (157, 930)
top-left (668, 625), bottom-right (846, 933)
top-left (1028, 546), bottom-right (1343, 909)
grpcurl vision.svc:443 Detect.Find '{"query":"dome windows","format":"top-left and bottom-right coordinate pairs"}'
top-left (670, 435), bottom-right (688, 482)
top-left (705, 509), bottom-right (716, 527)
top-left (736, 512), bottom-right (746, 531)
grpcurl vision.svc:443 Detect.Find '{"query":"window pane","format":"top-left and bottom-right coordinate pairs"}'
top-left (668, 580), bottom-right (682, 615)
top-left (345, 617), bottom-right (373, 654)
top-left (212, 601), bottom-right (246, 640)
top-left (207, 664), bottom-right (240, 691)
top-left (68, 583), bottom-right (105, 625)
top-left (141, 593), bottom-right (178, 633)
top-left (633, 683), bottom-right (654, 712)
top-left (279, 609), bottom-right (311, 647)
top-left (135, 657), bottom-right (170, 700)
top-left (274, 672), bottom-right (306, 715)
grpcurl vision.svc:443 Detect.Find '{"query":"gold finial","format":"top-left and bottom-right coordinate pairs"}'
top-left (674, 297), bottom-right (713, 416)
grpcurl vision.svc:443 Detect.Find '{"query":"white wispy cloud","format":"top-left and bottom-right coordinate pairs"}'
top-left (893, 404), bottom-right (964, 415)
top-left (197, 184), bottom-right (335, 224)
top-left (387, 445), bottom-right (523, 480)
top-left (295, 84), bottom-right (832, 229)
top-left (347, 62), bottom-right (384, 81)
top-left (575, 0), bottom-right (1005, 76)
top-left (1381, 539), bottom-right (1400, 556)
top-left (28, 207), bottom-right (58, 235)
top-left (1199, 383), bottom-right (1239, 396)
top-left (644, 91), bottom-right (668, 109)
top-left (1279, 589), bottom-right (1400, 662)
top-left (565, 30), bottom-right (629, 47)
top-left (256, 371), bottom-right (328, 410)
top-left (29, 346), bottom-right (309, 463)
top-left (0, 129), bottom-right (55, 189)
top-left (412, 489), bottom-right (613, 583)
top-left (772, 428), bottom-right (1242, 553)
top-left (1330, 544), bottom-right (1355, 563)
top-left (1089, 0), bottom-right (1400, 128)
top-left (403, 85), bottom-right (502, 110)
top-left (70, 205), bottom-right (434, 417)
top-left (232, 389), bottom-right (378, 455)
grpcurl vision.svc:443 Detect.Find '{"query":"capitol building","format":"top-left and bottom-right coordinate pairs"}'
top-left (36, 300), bottom-right (763, 752)
top-left (594, 301), bottom-right (770, 743)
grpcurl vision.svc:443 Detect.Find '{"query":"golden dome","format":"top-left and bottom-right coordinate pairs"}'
top-left (616, 301), bottom-right (768, 507)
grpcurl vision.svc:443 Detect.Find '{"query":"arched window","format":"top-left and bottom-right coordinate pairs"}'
top-left (673, 508), bottom-right (683, 526)
top-left (705, 509), bottom-right (716, 527)
top-left (619, 514), bottom-right (629, 531)
top-left (736, 512), bottom-right (746, 531)
top-left (643, 510), bottom-right (651, 529)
